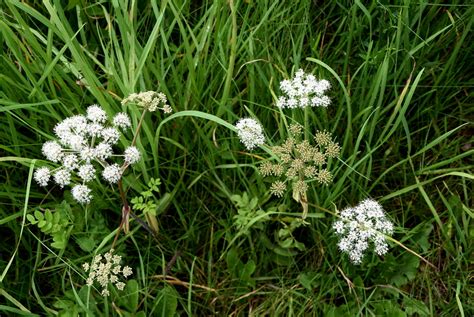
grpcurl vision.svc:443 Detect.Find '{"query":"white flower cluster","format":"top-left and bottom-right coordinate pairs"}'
top-left (333, 199), bottom-right (394, 264)
top-left (83, 249), bottom-right (133, 297)
top-left (276, 69), bottom-right (331, 109)
top-left (122, 91), bottom-right (172, 114)
top-left (34, 104), bottom-right (141, 204)
top-left (235, 118), bottom-right (265, 151)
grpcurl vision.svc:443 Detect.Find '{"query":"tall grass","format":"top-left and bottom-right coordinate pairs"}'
top-left (0, 0), bottom-right (472, 315)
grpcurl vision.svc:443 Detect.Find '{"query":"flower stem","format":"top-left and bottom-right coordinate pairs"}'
top-left (112, 180), bottom-right (130, 249)
top-left (112, 110), bottom-right (148, 249)
top-left (131, 110), bottom-right (147, 147)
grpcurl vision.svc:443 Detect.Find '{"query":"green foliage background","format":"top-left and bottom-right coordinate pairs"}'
top-left (0, 0), bottom-right (472, 315)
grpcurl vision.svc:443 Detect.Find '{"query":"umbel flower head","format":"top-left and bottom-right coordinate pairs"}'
top-left (34, 104), bottom-right (142, 204)
top-left (235, 118), bottom-right (265, 151)
top-left (333, 199), bottom-right (394, 264)
top-left (276, 69), bottom-right (331, 109)
top-left (122, 91), bottom-right (172, 114)
top-left (259, 124), bottom-right (340, 198)
top-left (83, 249), bottom-right (133, 296)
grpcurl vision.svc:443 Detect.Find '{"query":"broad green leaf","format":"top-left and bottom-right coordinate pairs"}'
top-left (153, 285), bottom-right (177, 317)
top-left (125, 279), bottom-right (139, 311)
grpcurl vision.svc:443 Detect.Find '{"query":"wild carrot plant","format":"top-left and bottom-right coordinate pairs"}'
top-left (1, 1), bottom-right (470, 315)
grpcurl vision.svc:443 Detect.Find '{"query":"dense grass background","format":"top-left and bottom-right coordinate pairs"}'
top-left (0, 0), bottom-right (472, 315)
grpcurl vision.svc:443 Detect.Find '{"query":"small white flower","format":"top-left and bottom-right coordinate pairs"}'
top-left (80, 146), bottom-right (96, 162)
top-left (67, 134), bottom-right (86, 151)
top-left (102, 164), bottom-right (122, 184)
top-left (42, 141), bottom-right (64, 163)
top-left (112, 113), bottom-right (131, 129)
top-left (333, 220), bottom-right (344, 234)
top-left (122, 266), bottom-right (133, 278)
top-left (116, 282), bottom-right (126, 291)
top-left (104, 250), bottom-right (113, 261)
top-left (101, 127), bottom-right (120, 145)
top-left (71, 184), bottom-right (92, 204)
top-left (87, 123), bottom-right (104, 138)
top-left (53, 169), bottom-right (71, 188)
top-left (286, 98), bottom-right (297, 108)
top-left (109, 275), bottom-right (119, 284)
top-left (68, 115), bottom-right (88, 135)
top-left (112, 265), bottom-right (122, 275)
top-left (162, 103), bottom-right (173, 114)
top-left (34, 167), bottom-right (51, 187)
top-left (86, 104), bottom-right (107, 123)
top-left (94, 142), bottom-right (113, 160)
top-left (235, 118), bottom-right (265, 151)
top-left (54, 115), bottom-right (88, 142)
top-left (333, 199), bottom-right (394, 264)
top-left (62, 154), bottom-right (79, 171)
top-left (112, 255), bottom-right (122, 265)
top-left (54, 121), bottom-right (72, 142)
top-left (276, 96), bottom-right (287, 108)
top-left (311, 96), bottom-right (331, 108)
top-left (124, 146), bottom-right (141, 164)
top-left (78, 164), bottom-right (96, 182)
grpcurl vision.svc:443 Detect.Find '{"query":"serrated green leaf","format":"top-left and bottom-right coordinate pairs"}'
top-left (34, 210), bottom-right (44, 221)
top-left (53, 231), bottom-right (67, 242)
top-left (249, 197), bottom-right (258, 210)
top-left (26, 214), bottom-right (37, 224)
top-left (45, 210), bottom-right (53, 222)
top-left (51, 224), bottom-right (61, 233)
top-left (53, 211), bottom-right (61, 224)
top-left (42, 222), bottom-right (53, 232)
top-left (241, 192), bottom-right (249, 205)
top-left (230, 194), bottom-right (240, 203)
top-left (58, 200), bottom-right (72, 215)
top-left (51, 240), bottom-right (66, 249)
